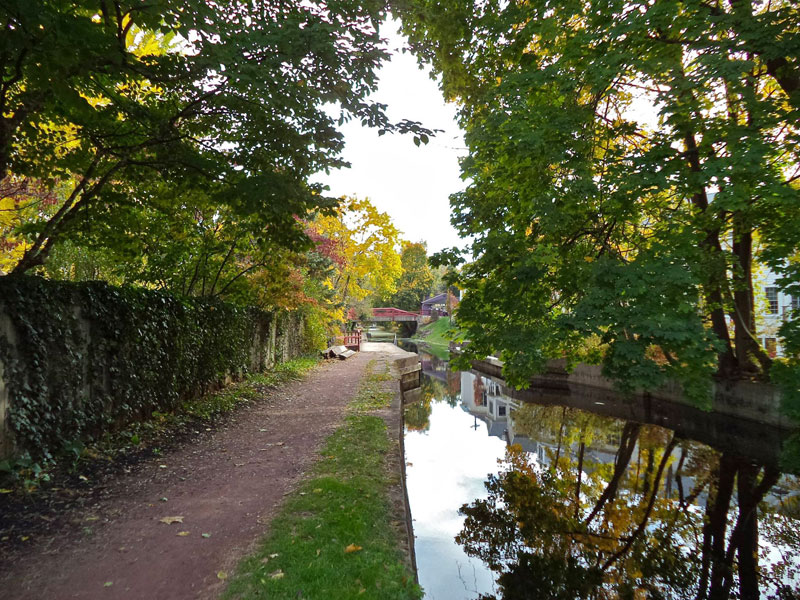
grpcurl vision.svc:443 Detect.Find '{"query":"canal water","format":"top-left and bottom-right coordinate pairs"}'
top-left (402, 346), bottom-right (800, 600)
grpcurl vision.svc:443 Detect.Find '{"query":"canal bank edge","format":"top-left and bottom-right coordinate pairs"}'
top-left (457, 350), bottom-right (795, 430)
top-left (219, 344), bottom-right (423, 600)
top-left (385, 348), bottom-right (422, 587)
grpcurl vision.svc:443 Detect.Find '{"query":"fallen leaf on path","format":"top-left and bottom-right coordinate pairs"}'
top-left (177, 531), bottom-right (191, 536)
top-left (0, 488), bottom-right (13, 494)
top-left (344, 544), bottom-right (362, 553)
top-left (159, 516), bottom-right (184, 525)
top-left (269, 553), bottom-right (279, 559)
top-left (201, 533), bottom-right (211, 538)
top-left (217, 571), bottom-right (228, 580)
top-left (104, 581), bottom-right (113, 587)
top-left (269, 570), bottom-right (284, 580)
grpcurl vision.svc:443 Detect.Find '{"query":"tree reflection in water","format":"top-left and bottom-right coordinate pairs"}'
top-left (405, 359), bottom-right (460, 432)
top-left (456, 405), bottom-right (800, 600)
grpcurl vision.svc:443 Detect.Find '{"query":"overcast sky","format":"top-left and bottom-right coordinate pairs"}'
top-left (311, 20), bottom-right (467, 255)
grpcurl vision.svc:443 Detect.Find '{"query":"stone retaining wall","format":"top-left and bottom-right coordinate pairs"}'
top-left (469, 355), bottom-right (791, 430)
top-left (0, 276), bottom-right (308, 460)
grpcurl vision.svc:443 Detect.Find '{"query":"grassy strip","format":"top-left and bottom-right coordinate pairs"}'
top-left (114, 356), bottom-right (320, 446)
top-left (183, 357), bottom-right (319, 420)
top-left (348, 360), bottom-right (394, 413)
top-left (412, 316), bottom-right (454, 348)
top-left (224, 361), bottom-right (422, 600)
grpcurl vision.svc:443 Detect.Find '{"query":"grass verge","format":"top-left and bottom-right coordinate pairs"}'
top-left (183, 356), bottom-right (319, 420)
top-left (348, 360), bottom-right (394, 412)
top-left (223, 360), bottom-right (422, 600)
top-left (412, 317), bottom-right (455, 349)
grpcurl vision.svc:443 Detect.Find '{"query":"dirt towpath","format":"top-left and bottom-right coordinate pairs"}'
top-left (0, 343), bottom-right (408, 599)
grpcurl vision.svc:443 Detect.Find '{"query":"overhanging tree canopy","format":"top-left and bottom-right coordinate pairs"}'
top-left (398, 0), bottom-right (800, 402)
top-left (1, 0), bottom-right (431, 273)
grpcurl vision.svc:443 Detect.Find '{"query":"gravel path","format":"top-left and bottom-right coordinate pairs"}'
top-left (1, 344), bottom-right (406, 599)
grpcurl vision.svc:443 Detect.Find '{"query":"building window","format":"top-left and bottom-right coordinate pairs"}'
top-left (498, 405), bottom-right (507, 417)
top-left (764, 337), bottom-right (777, 358)
top-left (766, 287), bottom-right (779, 314)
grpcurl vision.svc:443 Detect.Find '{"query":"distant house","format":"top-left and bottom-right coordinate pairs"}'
top-left (755, 267), bottom-right (798, 358)
top-left (420, 292), bottom-right (459, 317)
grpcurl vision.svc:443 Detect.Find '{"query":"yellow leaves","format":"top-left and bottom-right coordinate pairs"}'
top-left (310, 196), bottom-right (402, 307)
top-left (0, 194), bottom-right (30, 274)
top-left (131, 30), bottom-right (166, 58)
top-left (159, 516), bottom-right (185, 525)
top-left (344, 543), bottom-right (363, 553)
top-left (0, 196), bottom-right (19, 227)
top-left (78, 91), bottom-right (110, 109)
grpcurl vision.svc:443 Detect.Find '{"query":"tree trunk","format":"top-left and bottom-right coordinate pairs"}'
top-left (586, 422), bottom-right (640, 523)
top-left (575, 440), bottom-right (585, 519)
top-left (666, 49), bottom-right (737, 376)
top-left (707, 454), bottom-right (739, 600)
top-left (733, 462), bottom-right (761, 600)
top-left (731, 217), bottom-right (772, 376)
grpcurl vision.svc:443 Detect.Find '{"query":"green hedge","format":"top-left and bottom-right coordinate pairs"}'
top-left (0, 275), bottom-right (304, 461)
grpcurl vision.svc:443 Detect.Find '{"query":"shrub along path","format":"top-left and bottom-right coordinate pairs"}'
top-left (0, 344), bottom-right (412, 599)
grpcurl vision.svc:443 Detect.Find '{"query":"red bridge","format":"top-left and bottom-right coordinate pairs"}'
top-left (371, 307), bottom-right (420, 322)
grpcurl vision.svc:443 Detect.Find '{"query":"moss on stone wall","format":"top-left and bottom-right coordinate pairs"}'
top-left (0, 275), bottom-right (306, 461)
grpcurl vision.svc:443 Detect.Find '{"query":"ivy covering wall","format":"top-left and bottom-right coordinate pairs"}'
top-left (0, 276), bottom-right (308, 461)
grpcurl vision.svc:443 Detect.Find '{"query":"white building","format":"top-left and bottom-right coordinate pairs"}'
top-left (756, 266), bottom-right (798, 357)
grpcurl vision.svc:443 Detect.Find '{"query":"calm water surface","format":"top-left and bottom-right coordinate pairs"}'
top-left (403, 349), bottom-right (800, 600)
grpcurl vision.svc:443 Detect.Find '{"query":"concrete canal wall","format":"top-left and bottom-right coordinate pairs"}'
top-left (466, 355), bottom-right (793, 431)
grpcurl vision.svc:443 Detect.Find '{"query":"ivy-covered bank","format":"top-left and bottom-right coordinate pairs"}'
top-left (0, 275), bottom-right (313, 462)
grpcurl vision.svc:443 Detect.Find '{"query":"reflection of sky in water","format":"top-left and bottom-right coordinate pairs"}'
top-left (405, 401), bottom-right (504, 599)
top-left (404, 363), bottom-right (800, 599)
